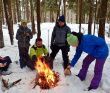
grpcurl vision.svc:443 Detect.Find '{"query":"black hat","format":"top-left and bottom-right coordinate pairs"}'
top-left (58, 15), bottom-right (65, 22)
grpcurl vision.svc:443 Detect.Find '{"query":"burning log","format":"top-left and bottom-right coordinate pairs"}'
top-left (33, 57), bottom-right (60, 89)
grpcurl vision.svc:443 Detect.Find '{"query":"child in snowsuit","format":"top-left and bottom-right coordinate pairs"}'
top-left (29, 38), bottom-right (49, 70)
top-left (16, 20), bottom-right (33, 68)
top-left (0, 56), bottom-right (12, 75)
top-left (66, 32), bottom-right (109, 90)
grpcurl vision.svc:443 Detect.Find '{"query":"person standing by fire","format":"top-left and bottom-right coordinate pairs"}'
top-left (49, 15), bottom-right (71, 71)
top-left (28, 38), bottom-right (49, 70)
top-left (16, 20), bottom-right (33, 69)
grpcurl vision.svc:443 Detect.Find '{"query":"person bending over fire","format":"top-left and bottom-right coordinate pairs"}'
top-left (65, 32), bottom-right (109, 91)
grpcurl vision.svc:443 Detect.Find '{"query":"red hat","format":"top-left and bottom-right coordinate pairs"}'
top-left (36, 38), bottom-right (42, 42)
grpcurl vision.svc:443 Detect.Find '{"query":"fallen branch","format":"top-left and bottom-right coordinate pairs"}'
top-left (2, 78), bottom-right (21, 89)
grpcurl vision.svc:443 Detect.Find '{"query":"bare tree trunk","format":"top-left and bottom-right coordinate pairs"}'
top-left (16, 0), bottom-right (21, 22)
top-left (96, 0), bottom-right (101, 23)
top-left (44, 11), bottom-right (46, 22)
top-left (30, 0), bottom-right (36, 34)
top-left (26, 0), bottom-right (30, 21)
top-left (108, 21), bottom-right (110, 37)
top-left (2, 0), bottom-right (5, 25)
top-left (0, 0), bottom-right (4, 48)
top-left (50, 10), bottom-right (54, 22)
top-left (106, 0), bottom-right (110, 24)
top-left (98, 0), bottom-right (108, 38)
top-left (52, 11), bottom-right (54, 22)
top-left (50, 10), bottom-right (52, 22)
top-left (79, 0), bottom-right (82, 33)
top-left (71, 10), bottom-right (72, 23)
top-left (88, 0), bottom-right (93, 34)
top-left (3, 0), bottom-right (14, 45)
top-left (41, 0), bottom-right (46, 22)
top-left (36, 0), bottom-right (41, 38)
top-left (41, 7), bottom-right (43, 22)
top-left (76, 0), bottom-right (79, 23)
top-left (22, 0), bottom-right (26, 19)
top-left (14, 0), bottom-right (17, 23)
top-left (12, 0), bottom-right (17, 24)
top-left (93, 0), bottom-right (97, 35)
top-left (56, 0), bottom-right (61, 22)
top-left (63, 0), bottom-right (66, 20)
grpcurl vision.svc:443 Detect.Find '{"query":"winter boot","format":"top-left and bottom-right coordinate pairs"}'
top-left (76, 74), bottom-right (85, 81)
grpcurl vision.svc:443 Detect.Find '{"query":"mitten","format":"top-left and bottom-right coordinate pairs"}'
top-left (64, 68), bottom-right (71, 76)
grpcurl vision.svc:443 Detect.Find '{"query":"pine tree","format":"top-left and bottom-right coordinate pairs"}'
top-left (36, 0), bottom-right (41, 38)
top-left (63, 0), bottom-right (66, 19)
top-left (56, 0), bottom-right (61, 22)
top-left (26, 0), bottom-right (30, 21)
top-left (0, 0), bottom-right (4, 48)
top-left (30, 0), bottom-right (36, 34)
top-left (79, 0), bottom-right (82, 33)
top-left (12, 0), bottom-right (17, 23)
top-left (88, 0), bottom-right (93, 34)
top-left (98, 0), bottom-right (108, 38)
top-left (3, 0), bottom-right (14, 45)
top-left (16, 0), bottom-right (21, 22)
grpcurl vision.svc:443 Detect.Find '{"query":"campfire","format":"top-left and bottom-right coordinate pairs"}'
top-left (33, 57), bottom-right (59, 89)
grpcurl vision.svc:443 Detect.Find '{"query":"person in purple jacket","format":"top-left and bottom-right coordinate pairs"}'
top-left (66, 32), bottom-right (109, 91)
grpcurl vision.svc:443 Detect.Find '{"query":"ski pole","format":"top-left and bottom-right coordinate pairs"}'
top-left (48, 29), bottom-right (50, 55)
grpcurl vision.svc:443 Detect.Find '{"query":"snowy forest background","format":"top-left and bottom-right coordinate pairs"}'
top-left (0, 0), bottom-right (110, 47)
top-left (0, 0), bottom-right (110, 93)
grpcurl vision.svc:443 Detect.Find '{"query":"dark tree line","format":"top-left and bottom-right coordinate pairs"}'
top-left (0, 0), bottom-right (109, 48)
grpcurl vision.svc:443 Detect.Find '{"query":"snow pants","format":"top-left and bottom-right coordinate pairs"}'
top-left (77, 55), bottom-right (107, 89)
top-left (18, 46), bottom-right (30, 68)
top-left (50, 45), bottom-right (69, 69)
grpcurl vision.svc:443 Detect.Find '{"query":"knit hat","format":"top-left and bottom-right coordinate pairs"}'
top-left (67, 33), bottom-right (78, 46)
top-left (58, 15), bottom-right (65, 22)
top-left (36, 38), bottom-right (42, 42)
top-left (21, 19), bottom-right (27, 25)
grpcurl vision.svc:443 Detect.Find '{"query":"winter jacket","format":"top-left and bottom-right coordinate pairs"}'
top-left (29, 44), bottom-right (48, 60)
top-left (51, 24), bottom-right (71, 46)
top-left (71, 35), bottom-right (109, 67)
top-left (16, 26), bottom-right (33, 47)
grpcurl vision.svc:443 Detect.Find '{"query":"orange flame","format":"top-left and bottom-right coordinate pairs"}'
top-left (35, 57), bottom-right (59, 89)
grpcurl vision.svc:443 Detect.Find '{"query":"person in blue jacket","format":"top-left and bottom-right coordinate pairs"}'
top-left (66, 32), bottom-right (109, 91)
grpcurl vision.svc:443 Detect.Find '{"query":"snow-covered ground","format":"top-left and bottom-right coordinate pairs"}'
top-left (0, 23), bottom-right (110, 93)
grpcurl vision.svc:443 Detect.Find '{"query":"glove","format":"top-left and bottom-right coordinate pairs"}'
top-left (46, 53), bottom-right (49, 57)
top-left (44, 53), bottom-right (49, 61)
top-left (0, 63), bottom-right (6, 67)
top-left (32, 55), bottom-right (37, 62)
